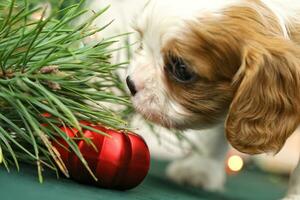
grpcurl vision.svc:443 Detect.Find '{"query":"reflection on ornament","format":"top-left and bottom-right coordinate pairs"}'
top-left (228, 155), bottom-right (244, 172)
top-left (53, 122), bottom-right (151, 190)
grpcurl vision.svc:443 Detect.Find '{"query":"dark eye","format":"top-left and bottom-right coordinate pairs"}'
top-left (165, 55), bottom-right (197, 83)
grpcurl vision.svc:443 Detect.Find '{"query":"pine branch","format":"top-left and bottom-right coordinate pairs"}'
top-left (0, 0), bottom-right (131, 181)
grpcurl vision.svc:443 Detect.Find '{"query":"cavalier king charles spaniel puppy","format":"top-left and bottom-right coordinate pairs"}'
top-left (88, 0), bottom-right (300, 199)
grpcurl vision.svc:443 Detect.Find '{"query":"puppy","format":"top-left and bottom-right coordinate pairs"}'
top-left (88, 0), bottom-right (300, 199)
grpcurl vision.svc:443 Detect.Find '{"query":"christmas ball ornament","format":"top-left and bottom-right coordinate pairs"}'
top-left (53, 123), bottom-right (150, 190)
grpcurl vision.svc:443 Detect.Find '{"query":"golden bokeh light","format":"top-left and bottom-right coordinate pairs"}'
top-left (228, 155), bottom-right (244, 172)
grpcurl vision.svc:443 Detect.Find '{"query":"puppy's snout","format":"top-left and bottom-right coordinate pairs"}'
top-left (126, 76), bottom-right (137, 96)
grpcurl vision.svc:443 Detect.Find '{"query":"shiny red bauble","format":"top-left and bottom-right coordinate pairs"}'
top-left (53, 123), bottom-right (150, 190)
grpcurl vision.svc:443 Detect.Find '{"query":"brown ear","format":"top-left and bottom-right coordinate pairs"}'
top-left (226, 39), bottom-right (300, 154)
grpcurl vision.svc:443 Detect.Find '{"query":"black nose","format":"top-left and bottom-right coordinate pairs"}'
top-left (126, 76), bottom-right (137, 96)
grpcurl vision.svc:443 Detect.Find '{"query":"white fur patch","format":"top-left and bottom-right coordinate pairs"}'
top-left (282, 195), bottom-right (300, 200)
top-left (166, 154), bottom-right (226, 191)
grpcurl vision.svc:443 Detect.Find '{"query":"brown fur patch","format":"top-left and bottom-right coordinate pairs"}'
top-left (226, 39), bottom-right (300, 154)
top-left (290, 23), bottom-right (300, 45)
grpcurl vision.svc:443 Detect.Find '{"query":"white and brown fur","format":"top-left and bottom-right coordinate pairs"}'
top-left (88, 0), bottom-right (300, 199)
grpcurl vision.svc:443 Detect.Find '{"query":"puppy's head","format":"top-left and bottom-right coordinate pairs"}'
top-left (127, 0), bottom-right (300, 154)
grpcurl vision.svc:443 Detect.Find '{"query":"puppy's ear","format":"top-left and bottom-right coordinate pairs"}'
top-left (226, 39), bottom-right (300, 154)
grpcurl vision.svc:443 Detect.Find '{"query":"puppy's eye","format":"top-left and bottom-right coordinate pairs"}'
top-left (165, 55), bottom-right (197, 83)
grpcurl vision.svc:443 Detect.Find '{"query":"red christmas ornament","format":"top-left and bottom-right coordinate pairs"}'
top-left (53, 123), bottom-right (150, 190)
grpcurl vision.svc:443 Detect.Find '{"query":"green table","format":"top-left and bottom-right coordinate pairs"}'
top-left (0, 160), bottom-right (288, 200)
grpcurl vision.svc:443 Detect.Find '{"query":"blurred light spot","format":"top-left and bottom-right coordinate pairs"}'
top-left (228, 155), bottom-right (243, 172)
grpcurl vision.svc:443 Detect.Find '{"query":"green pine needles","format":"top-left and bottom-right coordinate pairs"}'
top-left (0, 0), bottom-right (131, 182)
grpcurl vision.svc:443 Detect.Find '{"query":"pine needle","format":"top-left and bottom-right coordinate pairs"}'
top-left (0, 0), bottom-right (131, 181)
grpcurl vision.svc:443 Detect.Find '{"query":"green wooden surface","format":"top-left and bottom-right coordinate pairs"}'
top-left (0, 160), bottom-right (288, 200)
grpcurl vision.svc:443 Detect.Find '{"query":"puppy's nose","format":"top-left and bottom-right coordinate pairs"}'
top-left (126, 76), bottom-right (137, 96)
